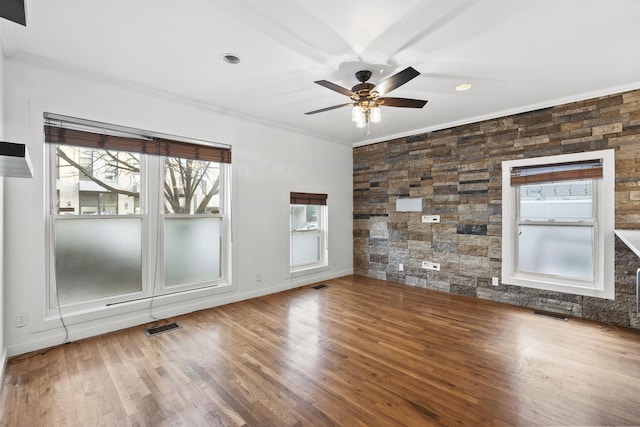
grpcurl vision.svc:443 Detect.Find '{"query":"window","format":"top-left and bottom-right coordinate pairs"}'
top-left (46, 113), bottom-right (231, 311)
top-left (53, 145), bottom-right (143, 304)
top-left (290, 192), bottom-right (328, 273)
top-left (163, 157), bottom-right (224, 287)
top-left (501, 149), bottom-right (615, 299)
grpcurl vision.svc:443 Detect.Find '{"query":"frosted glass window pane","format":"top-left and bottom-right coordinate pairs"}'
top-left (164, 217), bottom-right (221, 287)
top-left (291, 231), bottom-right (320, 267)
top-left (55, 218), bottom-right (142, 304)
top-left (517, 224), bottom-right (594, 280)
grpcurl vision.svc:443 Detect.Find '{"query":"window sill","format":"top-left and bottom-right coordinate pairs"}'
top-left (290, 263), bottom-right (329, 277)
top-left (36, 281), bottom-right (234, 333)
top-left (503, 274), bottom-right (613, 299)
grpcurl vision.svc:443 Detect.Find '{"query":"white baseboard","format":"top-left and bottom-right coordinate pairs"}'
top-left (6, 269), bottom-right (353, 357)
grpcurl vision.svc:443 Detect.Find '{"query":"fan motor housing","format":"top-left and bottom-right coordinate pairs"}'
top-left (352, 82), bottom-right (376, 99)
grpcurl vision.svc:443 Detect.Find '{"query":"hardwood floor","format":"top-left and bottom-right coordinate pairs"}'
top-left (2, 275), bottom-right (640, 426)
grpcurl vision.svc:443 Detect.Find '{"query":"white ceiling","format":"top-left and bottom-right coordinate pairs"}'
top-left (2, 0), bottom-right (640, 146)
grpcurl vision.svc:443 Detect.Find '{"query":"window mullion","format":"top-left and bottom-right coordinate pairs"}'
top-left (144, 154), bottom-right (162, 297)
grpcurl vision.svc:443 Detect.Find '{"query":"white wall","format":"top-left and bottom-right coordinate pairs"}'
top-left (0, 50), bottom-right (6, 376)
top-left (3, 59), bottom-right (353, 356)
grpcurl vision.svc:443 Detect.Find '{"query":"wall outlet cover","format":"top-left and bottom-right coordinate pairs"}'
top-left (422, 261), bottom-right (440, 271)
top-left (16, 312), bottom-right (27, 328)
top-left (421, 215), bottom-right (440, 223)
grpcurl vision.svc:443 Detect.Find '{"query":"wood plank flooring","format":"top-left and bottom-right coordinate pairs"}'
top-left (2, 275), bottom-right (640, 426)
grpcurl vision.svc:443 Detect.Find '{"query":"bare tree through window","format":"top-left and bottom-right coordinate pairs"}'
top-left (56, 146), bottom-right (220, 215)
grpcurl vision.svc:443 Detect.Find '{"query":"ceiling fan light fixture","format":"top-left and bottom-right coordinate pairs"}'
top-left (353, 105), bottom-right (367, 128)
top-left (352, 105), bottom-right (363, 122)
top-left (305, 67), bottom-right (427, 133)
top-left (370, 106), bottom-right (381, 123)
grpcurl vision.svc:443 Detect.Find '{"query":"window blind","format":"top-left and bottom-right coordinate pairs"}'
top-left (510, 159), bottom-right (602, 186)
top-left (44, 114), bottom-right (231, 164)
top-left (290, 192), bottom-right (328, 205)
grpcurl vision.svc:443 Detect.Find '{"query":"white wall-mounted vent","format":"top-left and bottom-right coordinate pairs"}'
top-left (0, 142), bottom-right (33, 178)
top-left (0, 0), bottom-right (26, 26)
top-left (396, 198), bottom-right (422, 212)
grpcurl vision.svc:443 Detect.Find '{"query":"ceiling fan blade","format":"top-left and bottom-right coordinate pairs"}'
top-left (373, 67), bottom-right (421, 96)
top-left (378, 97), bottom-right (428, 108)
top-left (305, 103), bottom-right (353, 115)
top-left (314, 80), bottom-right (357, 98)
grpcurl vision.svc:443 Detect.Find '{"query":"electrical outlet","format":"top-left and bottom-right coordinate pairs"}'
top-left (492, 277), bottom-right (500, 286)
top-left (398, 263), bottom-right (404, 272)
top-left (256, 273), bottom-right (262, 282)
top-left (422, 261), bottom-right (440, 271)
top-left (421, 215), bottom-right (440, 223)
top-left (16, 312), bottom-right (27, 328)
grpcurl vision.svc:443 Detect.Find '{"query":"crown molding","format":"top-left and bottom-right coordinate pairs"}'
top-left (353, 82), bottom-right (640, 148)
top-left (6, 52), bottom-right (348, 146)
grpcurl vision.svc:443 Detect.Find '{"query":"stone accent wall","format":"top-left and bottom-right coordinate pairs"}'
top-left (353, 89), bottom-right (640, 329)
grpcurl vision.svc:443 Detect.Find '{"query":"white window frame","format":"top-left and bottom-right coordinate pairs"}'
top-left (289, 201), bottom-right (329, 275)
top-left (159, 158), bottom-right (231, 292)
top-left (46, 130), bottom-right (231, 315)
top-left (501, 149), bottom-right (615, 299)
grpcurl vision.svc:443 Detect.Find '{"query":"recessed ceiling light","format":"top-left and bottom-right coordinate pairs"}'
top-left (222, 54), bottom-right (241, 65)
top-left (455, 82), bottom-right (472, 91)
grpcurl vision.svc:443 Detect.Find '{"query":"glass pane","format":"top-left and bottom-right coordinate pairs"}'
top-left (164, 158), bottom-right (221, 214)
top-left (54, 218), bottom-right (142, 305)
top-left (291, 231), bottom-right (320, 267)
top-left (519, 180), bottom-right (592, 221)
top-left (517, 224), bottom-right (594, 280)
top-left (56, 145), bottom-right (140, 215)
top-left (164, 217), bottom-right (221, 287)
top-left (290, 205), bottom-right (319, 230)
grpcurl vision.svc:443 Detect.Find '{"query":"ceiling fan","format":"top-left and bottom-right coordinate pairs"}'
top-left (305, 66), bottom-right (428, 128)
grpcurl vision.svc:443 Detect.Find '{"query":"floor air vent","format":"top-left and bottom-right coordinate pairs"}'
top-left (145, 322), bottom-right (181, 336)
top-left (532, 310), bottom-right (568, 321)
top-left (312, 284), bottom-right (328, 290)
